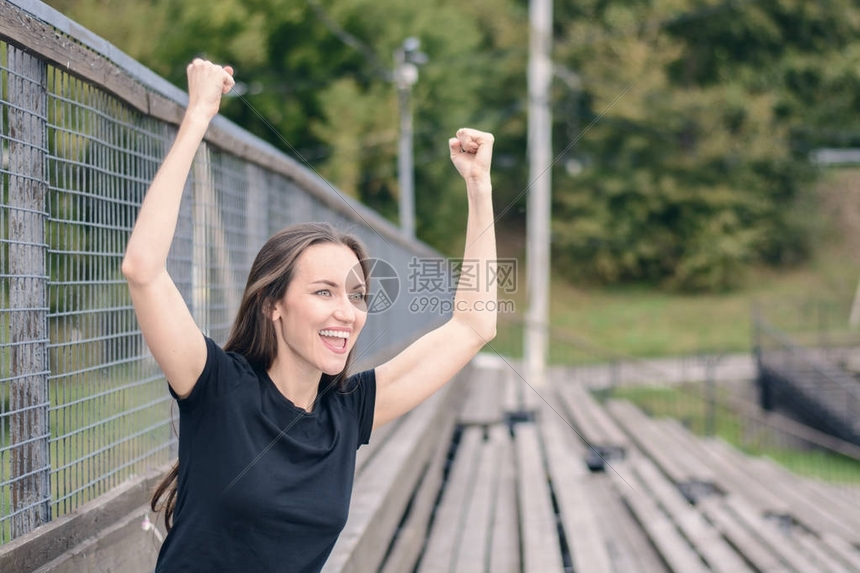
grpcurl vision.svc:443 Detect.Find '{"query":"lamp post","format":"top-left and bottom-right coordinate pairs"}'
top-left (525, 0), bottom-right (553, 388)
top-left (394, 37), bottom-right (426, 239)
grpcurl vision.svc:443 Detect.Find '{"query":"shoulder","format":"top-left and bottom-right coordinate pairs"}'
top-left (334, 369), bottom-right (376, 447)
top-left (337, 369), bottom-right (376, 396)
top-left (171, 337), bottom-right (259, 408)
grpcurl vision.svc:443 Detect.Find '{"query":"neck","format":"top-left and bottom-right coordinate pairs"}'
top-left (266, 355), bottom-right (321, 412)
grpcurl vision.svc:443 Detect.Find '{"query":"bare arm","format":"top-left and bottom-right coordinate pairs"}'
top-left (122, 59), bottom-right (235, 399)
top-left (374, 128), bottom-right (497, 428)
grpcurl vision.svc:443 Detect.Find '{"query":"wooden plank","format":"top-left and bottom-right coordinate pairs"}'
top-left (559, 381), bottom-right (627, 450)
top-left (322, 380), bottom-right (462, 573)
top-left (608, 459), bottom-right (710, 573)
top-left (502, 367), bottom-right (519, 414)
top-left (515, 423), bottom-right (564, 573)
top-left (540, 404), bottom-right (613, 573)
top-left (699, 439), bottom-right (791, 515)
top-left (793, 478), bottom-right (860, 537)
top-left (746, 458), bottom-right (860, 544)
top-left (632, 457), bottom-right (752, 573)
top-left (522, 382), bottom-right (542, 412)
top-left (488, 425), bottom-right (520, 573)
top-left (555, 382), bottom-right (602, 444)
top-left (607, 400), bottom-right (691, 485)
top-left (723, 494), bottom-right (824, 573)
top-left (453, 428), bottom-right (501, 572)
top-left (0, 466), bottom-right (169, 573)
top-left (378, 412), bottom-right (458, 573)
top-left (354, 412), bottom-right (406, 477)
top-left (655, 418), bottom-right (715, 486)
top-left (698, 496), bottom-right (788, 573)
top-left (459, 366), bottom-right (504, 425)
top-left (793, 531), bottom-right (855, 573)
top-left (0, 1), bottom-right (148, 112)
top-left (821, 533), bottom-right (860, 573)
top-left (31, 504), bottom-right (158, 573)
top-left (587, 474), bottom-right (669, 573)
top-left (416, 427), bottom-right (484, 573)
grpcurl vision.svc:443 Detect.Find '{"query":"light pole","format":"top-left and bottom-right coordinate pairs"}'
top-left (525, 0), bottom-right (553, 388)
top-left (394, 37), bottom-right (426, 239)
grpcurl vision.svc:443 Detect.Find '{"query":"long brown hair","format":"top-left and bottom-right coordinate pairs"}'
top-left (151, 223), bottom-right (371, 532)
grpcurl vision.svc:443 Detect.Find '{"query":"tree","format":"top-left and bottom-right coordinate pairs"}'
top-left (551, 0), bottom-right (860, 290)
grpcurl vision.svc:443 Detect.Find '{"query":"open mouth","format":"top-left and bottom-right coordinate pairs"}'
top-left (319, 329), bottom-right (349, 351)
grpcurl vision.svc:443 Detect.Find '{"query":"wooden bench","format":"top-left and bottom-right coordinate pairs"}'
top-left (306, 361), bottom-right (860, 573)
top-left (607, 399), bottom-right (716, 502)
top-left (552, 374), bottom-right (628, 469)
top-left (697, 493), bottom-right (859, 573)
top-left (373, 361), bottom-right (679, 573)
top-left (321, 365), bottom-right (467, 573)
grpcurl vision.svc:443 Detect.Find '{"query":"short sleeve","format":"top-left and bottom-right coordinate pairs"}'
top-left (167, 336), bottom-right (248, 411)
top-left (339, 369), bottom-right (376, 448)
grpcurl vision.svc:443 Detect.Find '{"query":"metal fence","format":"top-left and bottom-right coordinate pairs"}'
top-left (0, 0), bottom-right (447, 543)
top-left (494, 314), bottom-right (860, 496)
top-left (754, 306), bottom-right (860, 446)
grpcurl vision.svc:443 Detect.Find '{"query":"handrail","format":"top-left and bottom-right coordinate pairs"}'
top-left (0, 0), bottom-right (439, 258)
top-left (755, 316), bottom-right (860, 400)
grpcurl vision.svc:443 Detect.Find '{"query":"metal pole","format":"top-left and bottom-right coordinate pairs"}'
top-left (395, 45), bottom-right (416, 240)
top-left (398, 83), bottom-right (415, 239)
top-left (525, 0), bottom-right (553, 388)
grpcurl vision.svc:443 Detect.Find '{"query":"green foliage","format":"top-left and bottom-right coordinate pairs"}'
top-left (46, 0), bottom-right (860, 288)
top-left (47, 0), bottom-right (528, 255)
top-left (552, 0), bottom-right (858, 290)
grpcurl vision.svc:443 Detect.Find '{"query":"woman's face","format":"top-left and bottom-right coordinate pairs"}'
top-left (270, 242), bottom-right (368, 377)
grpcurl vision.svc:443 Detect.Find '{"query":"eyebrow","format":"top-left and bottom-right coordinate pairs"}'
top-left (310, 280), bottom-right (366, 290)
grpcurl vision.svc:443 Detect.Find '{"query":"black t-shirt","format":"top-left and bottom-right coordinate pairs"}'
top-left (154, 336), bottom-right (376, 573)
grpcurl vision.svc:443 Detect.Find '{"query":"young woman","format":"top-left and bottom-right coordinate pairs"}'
top-left (122, 59), bottom-right (497, 572)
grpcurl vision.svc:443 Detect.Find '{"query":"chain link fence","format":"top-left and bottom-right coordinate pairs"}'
top-left (0, 0), bottom-right (447, 543)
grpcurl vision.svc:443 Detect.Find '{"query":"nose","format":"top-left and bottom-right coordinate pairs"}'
top-left (332, 294), bottom-right (357, 324)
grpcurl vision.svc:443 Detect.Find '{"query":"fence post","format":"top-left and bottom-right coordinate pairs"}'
top-left (7, 46), bottom-right (50, 538)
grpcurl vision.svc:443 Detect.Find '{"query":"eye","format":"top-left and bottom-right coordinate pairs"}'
top-left (349, 292), bottom-right (367, 302)
top-left (315, 289), bottom-right (332, 297)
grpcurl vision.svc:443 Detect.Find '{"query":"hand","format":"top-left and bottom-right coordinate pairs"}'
top-left (449, 128), bottom-right (494, 184)
top-left (185, 58), bottom-right (235, 122)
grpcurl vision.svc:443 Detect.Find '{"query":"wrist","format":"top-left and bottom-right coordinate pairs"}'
top-left (466, 177), bottom-right (492, 194)
top-left (182, 108), bottom-right (214, 130)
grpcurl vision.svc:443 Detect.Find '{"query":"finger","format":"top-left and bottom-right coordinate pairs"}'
top-left (223, 65), bottom-right (235, 77)
top-left (456, 128), bottom-right (473, 153)
top-left (459, 128), bottom-right (494, 150)
top-left (448, 137), bottom-right (464, 155)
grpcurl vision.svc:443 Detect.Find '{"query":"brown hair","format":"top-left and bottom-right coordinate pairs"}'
top-left (151, 222), bottom-right (371, 532)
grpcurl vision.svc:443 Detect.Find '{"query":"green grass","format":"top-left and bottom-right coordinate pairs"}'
top-left (489, 169), bottom-right (860, 360)
top-left (488, 238), bottom-right (860, 362)
top-left (1, 359), bottom-right (174, 541)
top-left (608, 385), bottom-right (860, 484)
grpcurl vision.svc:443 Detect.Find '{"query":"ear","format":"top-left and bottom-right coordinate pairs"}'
top-left (263, 298), bottom-right (281, 322)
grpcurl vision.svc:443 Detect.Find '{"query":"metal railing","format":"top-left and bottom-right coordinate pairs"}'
top-left (493, 314), bottom-right (860, 495)
top-left (0, 0), bottom-right (448, 543)
top-left (754, 308), bottom-right (860, 445)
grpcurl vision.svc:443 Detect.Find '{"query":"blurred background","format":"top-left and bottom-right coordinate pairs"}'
top-left (45, 0), bottom-right (860, 359)
top-left (3, 2), bottom-right (860, 569)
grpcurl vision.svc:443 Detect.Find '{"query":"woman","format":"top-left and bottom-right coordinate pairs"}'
top-left (123, 59), bottom-right (497, 572)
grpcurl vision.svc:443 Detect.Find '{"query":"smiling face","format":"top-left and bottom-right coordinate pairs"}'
top-left (269, 242), bottom-right (368, 380)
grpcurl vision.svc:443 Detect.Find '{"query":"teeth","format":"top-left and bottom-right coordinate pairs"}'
top-left (320, 329), bottom-right (349, 339)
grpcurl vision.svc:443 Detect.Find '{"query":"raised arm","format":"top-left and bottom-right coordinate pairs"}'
top-left (122, 59), bottom-right (235, 399)
top-left (374, 128), bottom-right (497, 428)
